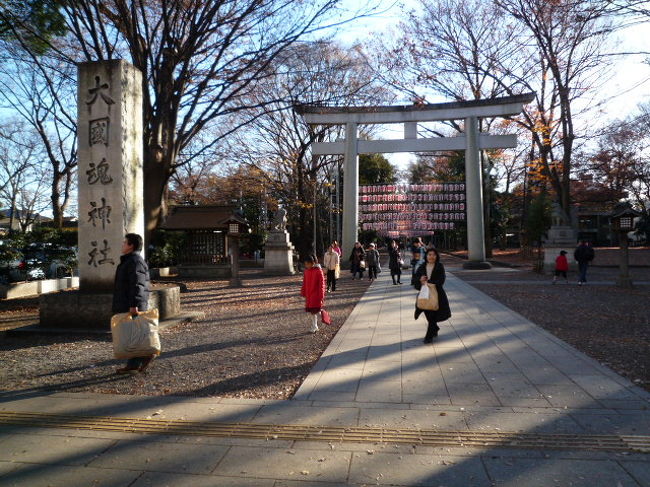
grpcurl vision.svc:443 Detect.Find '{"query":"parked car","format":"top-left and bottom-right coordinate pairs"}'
top-left (0, 243), bottom-right (77, 283)
top-left (23, 243), bottom-right (77, 279)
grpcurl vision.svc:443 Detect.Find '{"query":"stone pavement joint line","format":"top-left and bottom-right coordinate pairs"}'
top-left (1, 411), bottom-right (649, 454)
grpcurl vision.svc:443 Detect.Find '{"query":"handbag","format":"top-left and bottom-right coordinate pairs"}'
top-left (111, 309), bottom-right (161, 359)
top-left (334, 264), bottom-right (340, 279)
top-left (321, 309), bottom-right (332, 325)
top-left (359, 260), bottom-right (366, 270)
top-left (416, 283), bottom-right (439, 311)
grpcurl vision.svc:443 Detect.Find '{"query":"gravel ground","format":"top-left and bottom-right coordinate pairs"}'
top-left (0, 270), bottom-right (370, 399)
top-left (446, 255), bottom-right (650, 393)
top-left (2, 258), bottom-right (648, 398)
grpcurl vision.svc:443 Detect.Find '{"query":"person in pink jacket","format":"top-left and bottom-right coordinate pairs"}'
top-left (301, 255), bottom-right (326, 333)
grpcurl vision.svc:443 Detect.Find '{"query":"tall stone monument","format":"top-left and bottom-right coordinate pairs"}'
top-left (543, 203), bottom-right (577, 272)
top-left (40, 60), bottom-right (145, 329)
top-left (264, 208), bottom-right (296, 275)
top-left (78, 60), bottom-right (145, 292)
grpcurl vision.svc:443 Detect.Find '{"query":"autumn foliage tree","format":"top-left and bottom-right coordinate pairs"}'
top-left (373, 0), bottom-right (618, 251)
top-left (227, 40), bottom-right (390, 256)
top-left (1, 0), bottom-right (380, 243)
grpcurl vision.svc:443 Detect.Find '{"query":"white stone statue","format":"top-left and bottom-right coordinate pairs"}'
top-left (272, 207), bottom-right (287, 232)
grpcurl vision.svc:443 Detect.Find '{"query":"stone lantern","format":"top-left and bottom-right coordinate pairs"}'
top-left (221, 214), bottom-right (250, 288)
top-left (610, 203), bottom-right (640, 288)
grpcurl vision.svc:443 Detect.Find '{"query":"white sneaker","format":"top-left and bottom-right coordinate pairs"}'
top-left (310, 323), bottom-right (319, 333)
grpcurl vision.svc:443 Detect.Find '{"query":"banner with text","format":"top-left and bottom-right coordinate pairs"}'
top-left (359, 183), bottom-right (466, 237)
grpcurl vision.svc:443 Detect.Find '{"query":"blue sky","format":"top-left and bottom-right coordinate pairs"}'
top-left (330, 0), bottom-right (650, 170)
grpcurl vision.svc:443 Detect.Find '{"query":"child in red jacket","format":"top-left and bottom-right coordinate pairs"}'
top-left (552, 250), bottom-right (569, 284)
top-left (301, 255), bottom-right (326, 333)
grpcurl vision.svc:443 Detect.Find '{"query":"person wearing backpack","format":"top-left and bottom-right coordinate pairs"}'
top-left (574, 240), bottom-right (595, 285)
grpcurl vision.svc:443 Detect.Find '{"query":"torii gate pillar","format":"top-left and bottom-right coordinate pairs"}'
top-left (342, 122), bottom-right (358, 262)
top-left (463, 116), bottom-right (490, 269)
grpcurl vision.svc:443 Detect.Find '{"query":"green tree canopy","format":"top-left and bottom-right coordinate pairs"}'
top-left (0, 0), bottom-right (66, 54)
top-left (408, 152), bottom-right (465, 184)
top-left (359, 153), bottom-right (397, 185)
top-left (525, 189), bottom-right (552, 246)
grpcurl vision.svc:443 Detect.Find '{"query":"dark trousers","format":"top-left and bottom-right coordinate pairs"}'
top-left (351, 263), bottom-right (363, 279)
top-left (391, 270), bottom-right (401, 284)
top-left (327, 269), bottom-right (337, 291)
top-left (578, 262), bottom-right (588, 282)
top-left (423, 311), bottom-right (440, 340)
top-left (368, 265), bottom-right (378, 279)
top-left (126, 357), bottom-right (147, 368)
top-left (554, 270), bottom-right (567, 279)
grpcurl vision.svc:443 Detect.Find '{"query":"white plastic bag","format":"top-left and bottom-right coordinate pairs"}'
top-left (416, 283), bottom-right (439, 311)
top-left (418, 285), bottom-right (430, 300)
top-left (111, 309), bottom-right (161, 359)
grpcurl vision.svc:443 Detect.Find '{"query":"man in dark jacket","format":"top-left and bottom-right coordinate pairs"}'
top-left (574, 240), bottom-right (595, 285)
top-left (113, 233), bottom-right (153, 374)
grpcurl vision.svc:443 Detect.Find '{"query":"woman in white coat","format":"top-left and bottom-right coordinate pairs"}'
top-left (323, 244), bottom-right (340, 292)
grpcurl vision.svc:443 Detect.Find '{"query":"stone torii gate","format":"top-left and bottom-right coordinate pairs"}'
top-left (295, 93), bottom-right (535, 269)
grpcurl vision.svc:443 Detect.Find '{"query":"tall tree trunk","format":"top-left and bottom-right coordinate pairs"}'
top-left (51, 176), bottom-right (63, 230)
top-left (143, 147), bottom-right (171, 248)
top-left (8, 196), bottom-right (16, 236)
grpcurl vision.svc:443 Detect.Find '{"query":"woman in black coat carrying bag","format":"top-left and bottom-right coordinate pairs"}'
top-left (413, 248), bottom-right (451, 343)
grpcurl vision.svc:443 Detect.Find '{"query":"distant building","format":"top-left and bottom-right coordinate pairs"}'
top-left (576, 206), bottom-right (612, 246)
top-left (576, 205), bottom-right (646, 246)
top-left (0, 209), bottom-right (51, 234)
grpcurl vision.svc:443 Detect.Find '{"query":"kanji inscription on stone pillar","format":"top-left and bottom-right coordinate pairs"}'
top-left (77, 60), bottom-right (144, 293)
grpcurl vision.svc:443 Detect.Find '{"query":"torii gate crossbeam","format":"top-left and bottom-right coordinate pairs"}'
top-left (295, 93), bottom-right (535, 269)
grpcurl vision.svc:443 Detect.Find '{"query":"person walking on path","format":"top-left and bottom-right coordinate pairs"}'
top-left (113, 233), bottom-right (154, 374)
top-left (413, 248), bottom-right (451, 343)
top-left (301, 255), bottom-right (326, 333)
top-left (331, 240), bottom-right (342, 257)
top-left (323, 244), bottom-right (340, 292)
top-left (349, 241), bottom-right (366, 280)
top-left (366, 243), bottom-right (380, 281)
top-left (388, 239), bottom-right (402, 285)
top-left (410, 238), bottom-right (426, 286)
top-left (574, 240), bottom-right (595, 285)
top-left (553, 250), bottom-right (569, 284)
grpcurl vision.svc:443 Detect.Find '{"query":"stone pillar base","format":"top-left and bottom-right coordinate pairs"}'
top-left (39, 286), bottom-right (181, 331)
top-left (264, 231), bottom-right (295, 275)
top-left (462, 261), bottom-right (492, 270)
top-left (543, 224), bottom-right (577, 273)
top-left (543, 246), bottom-right (577, 273)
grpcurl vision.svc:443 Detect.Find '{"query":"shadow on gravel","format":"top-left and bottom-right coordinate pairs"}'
top-left (0, 334), bottom-right (111, 352)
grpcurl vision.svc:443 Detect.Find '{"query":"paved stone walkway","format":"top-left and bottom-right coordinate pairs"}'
top-left (0, 266), bottom-right (649, 486)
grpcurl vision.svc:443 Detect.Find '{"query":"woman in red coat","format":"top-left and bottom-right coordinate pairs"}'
top-left (301, 255), bottom-right (326, 333)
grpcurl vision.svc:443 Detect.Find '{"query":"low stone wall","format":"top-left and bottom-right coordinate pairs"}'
top-left (542, 247), bottom-right (649, 272)
top-left (0, 277), bottom-right (80, 300)
top-left (590, 247), bottom-right (650, 267)
top-left (39, 284), bottom-right (181, 331)
top-left (176, 265), bottom-right (231, 278)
